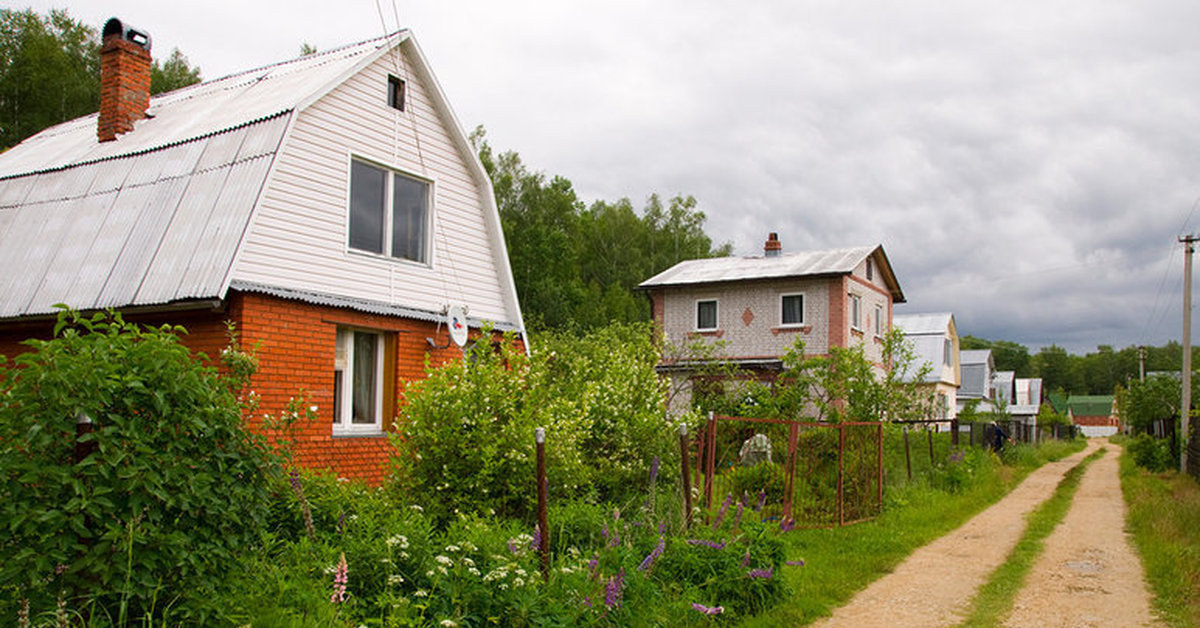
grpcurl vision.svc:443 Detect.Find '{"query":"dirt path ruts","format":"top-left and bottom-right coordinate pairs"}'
top-left (811, 440), bottom-right (1102, 628)
top-left (1003, 443), bottom-right (1163, 627)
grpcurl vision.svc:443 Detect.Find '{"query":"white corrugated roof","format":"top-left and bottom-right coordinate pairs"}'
top-left (0, 32), bottom-right (406, 318)
top-left (0, 33), bottom-right (398, 178)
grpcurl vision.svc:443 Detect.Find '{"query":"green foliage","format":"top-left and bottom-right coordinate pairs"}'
top-left (725, 463), bottom-right (788, 504)
top-left (0, 8), bottom-right (98, 149)
top-left (1126, 433), bottom-right (1177, 472)
top-left (961, 336), bottom-right (1033, 377)
top-left (1117, 374), bottom-right (1181, 434)
top-left (472, 127), bottom-right (730, 332)
top-left (391, 322), bottom-right (674, 523)
top-left (150, 47), bottom-right (201, 95)
top-left (746, 329), bottom-right (932, 423)
top-left (0, 309), bottom-right (279, 621)
top-left (1036, 401), bottom-right (1071, 427)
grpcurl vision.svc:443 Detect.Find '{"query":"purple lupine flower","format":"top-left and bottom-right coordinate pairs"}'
top-left (786, 559), bottom-right (806, 567)
top-left (330, 553), bottom-right (349, 603)
top-left (686, 539), bottom-right (726, 550)
top-left (779, 516), bottom-right (796, 532)
top-left (740, 492), bottom-right (750, 508)
top-left (649, 456), bottom-right (660, 485)
top-left (587, 555), bottom-right (600, 580)
top-left (691, 603), bottom-right (724, 615)
top-left (741, 548), bottom-right (752, 567)
top-left (712, 493), bottom-right (734, 529)
top-left (508, 539), bottom-right (520, 554)
top-left (583, 596), bottom-right (592, 608)
top-left (638, 536), bottom-right (665, 572)
top-left (755, 490), bottom-right (767, 512)
top-left (604, 570), bottom-right (625, 609)
top-left (658, 521), bottom-right (667, 535)
top-left (733, 501), bottom-right (745, 528)
top-left (530, 524), bottom-right (542, 551)
top-left (336, 512), bottom-right (346, 535)
top-left (747, 567), bottom-right (774, 579)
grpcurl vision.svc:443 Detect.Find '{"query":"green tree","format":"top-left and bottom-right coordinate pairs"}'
top-left (1116, 374), bottom-right (1181, 434)
top-left (0, 8), bottom-right (98, 149)
top-left (150, 47), bottom-right (201, 94)
top-left (471, 126), bottom-right (730, 331)
top-left (0, 310), bottom-right (278, 619)
top-left (960, 336), bottom-right (1033, 376)
top-left (1033, 344), bottom-right (1083, 394)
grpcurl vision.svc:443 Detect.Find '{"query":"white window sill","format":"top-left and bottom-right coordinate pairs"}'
top-left (332, 430), bottom-right (387, 439)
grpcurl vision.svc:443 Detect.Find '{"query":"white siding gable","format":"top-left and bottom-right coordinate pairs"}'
top-left (232, 42), bottom-right (517, 327)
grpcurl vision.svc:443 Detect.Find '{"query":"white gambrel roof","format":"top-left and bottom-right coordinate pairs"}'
top-left (0, 31), bottom-right (526, 333)
top-left (639, 244), bottom-right (905, 302)
top-left (893, 312), bottom-right (953, 336)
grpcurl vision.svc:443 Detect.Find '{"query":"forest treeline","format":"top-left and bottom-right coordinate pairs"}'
top-left (962, 336), bottom-right (1189, 397)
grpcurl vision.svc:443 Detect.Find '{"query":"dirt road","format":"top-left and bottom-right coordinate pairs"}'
top-left (1004, 443), bottom-right (1162, 627)
top-left (810, 438), bottom-right (1163, 627)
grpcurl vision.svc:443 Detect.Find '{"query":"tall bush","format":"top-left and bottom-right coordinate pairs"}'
top-left (391, 322), bottom-right (673, 522)
top-left (0, 310), bottom-right (279, 619)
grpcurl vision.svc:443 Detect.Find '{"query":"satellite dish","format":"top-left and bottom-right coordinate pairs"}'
top-left (447, 305), bottom-right (468, 347)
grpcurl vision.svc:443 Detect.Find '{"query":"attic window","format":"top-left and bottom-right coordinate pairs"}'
top-left (388, 76), bottom-right (406, 111)
top-left (348, 159), bottom-right (430, 263)
top-left (866, 259), bottom-right (874, 281)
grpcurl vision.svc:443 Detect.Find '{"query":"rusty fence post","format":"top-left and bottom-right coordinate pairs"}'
top-left (703, 411), bottom-right (716, 510)
top-left (679, 422), bottom-right (693, 529)
top-left (903, 425), bottom-right (912, 481)
top-left (535, 427), bottom-right (549, 582)
top-left (951, 418), bottom-right (959, 446)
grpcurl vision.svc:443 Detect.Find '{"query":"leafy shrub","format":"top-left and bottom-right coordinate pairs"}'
top-left (391, 322), bottom-right (675, 522)
top-left (0, 310), bottom-right (279, 621)
top-left (1127, 433), bottom-right (1176, 472)
top-left (725, 462), bottom-right (788, 504)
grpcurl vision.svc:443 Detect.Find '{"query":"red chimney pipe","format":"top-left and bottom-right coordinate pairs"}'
top-left (764, 232), bottom-right (782, 257)
top-left (98, 18), bottom-right (152, 142)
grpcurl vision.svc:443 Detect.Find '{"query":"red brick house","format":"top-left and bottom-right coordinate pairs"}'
top-left (0, 19), bottom-right (526, 483)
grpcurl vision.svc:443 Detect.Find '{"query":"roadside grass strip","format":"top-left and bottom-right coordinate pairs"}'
top-left (1119, 448), bottom-right (1200, 628)
top-left (956, 447), bottom-right (1107, 628)
top-left (741, 439), bottom-right (1086, 627)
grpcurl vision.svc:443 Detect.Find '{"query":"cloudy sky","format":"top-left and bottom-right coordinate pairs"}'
top-left (25, 0), bottom-right (1200, 353)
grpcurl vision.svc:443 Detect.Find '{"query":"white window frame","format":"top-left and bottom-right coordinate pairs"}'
top-left (695, 299), bottom-right (719, 331)
top-left (874, 304), bottom-right (884, 337)
top-left (347, 157), bottom-right (432, 264)
top-left (333, 327), bottom-right (385, 436)
top-left (780, 293), bottom-right (805, 327)
top-left (849, 294), bottom-right (863, 331)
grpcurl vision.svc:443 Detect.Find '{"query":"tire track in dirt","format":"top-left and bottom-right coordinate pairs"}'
top-left (1003, 443), bottom-right (1163, 627)
top-left (811, 440), bottom-right (1101, 628)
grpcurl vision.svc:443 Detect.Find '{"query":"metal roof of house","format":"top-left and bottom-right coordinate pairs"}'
top-left (959, 349), bottom-right (993, 366)
top-left (894, 312), bottom-right (953, 335)
top-left (0, 32), bottom-right (404, 319)
top-left (1066, 395), bottom-right (1115, 417)
top-left (638, 244), bottom-right (905, 302)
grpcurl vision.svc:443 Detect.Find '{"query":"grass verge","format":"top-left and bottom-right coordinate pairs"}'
top-left (740, 437), bottom-right (1086, 627)
top-left (956, 446), bottom-right (1106, 627)
top-left (1118, 440), bottom-right (1200, 628)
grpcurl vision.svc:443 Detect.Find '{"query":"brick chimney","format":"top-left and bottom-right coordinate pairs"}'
top-left (98, 18), bottom-right (152, 142)
top-left (764, 232), bottom-right (782, 257)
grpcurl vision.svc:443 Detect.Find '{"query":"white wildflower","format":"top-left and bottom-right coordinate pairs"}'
top-left (387, 574), bottom-right (404, 585)
top-left (435, 555), bottom-right (453, 567)
top-left (414, 590), bottom-right (428, 597)
top-left (445, 544), bottom-right (461, 553)
top-left (440, 620), bottom-right (457, 627)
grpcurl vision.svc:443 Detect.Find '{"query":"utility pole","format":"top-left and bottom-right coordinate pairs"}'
top-left (1139, 345), bottom-right (1146, 381)
top-left (1180, 235), bottom-right (1197, 473)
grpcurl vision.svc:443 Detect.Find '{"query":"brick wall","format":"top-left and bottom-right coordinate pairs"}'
top-left (0, 293), bottom-right (500, 485)
top-left (98, 32), bottom-right (151, 142)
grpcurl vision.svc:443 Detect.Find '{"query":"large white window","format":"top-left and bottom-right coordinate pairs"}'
top-left (849, 294), bottom-right (863, 331)
top-left (348, 159), bottom-right (429, 263)
top-left (333, 328), bottom-right (385, 435)
top-left (781, 294), bottom-right (804, 326)
top-left (696, 299), bottom-right (718, 331)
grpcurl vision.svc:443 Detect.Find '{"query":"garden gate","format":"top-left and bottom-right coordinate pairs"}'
top-left (698, 413), bottom-right (883, 528)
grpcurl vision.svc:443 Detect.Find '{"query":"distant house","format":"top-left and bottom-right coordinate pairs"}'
top-left (893, 313), bottom-right (960, 420)
top-left (638, 233), bottom-right (905, 412)
top-left (0, 19), bottom-right (525, 483)
top-left (1067, 395), bottom-right (1119, 437)
top-left (957, 349), bottom-right (997, 414)
top-left (1009, 377), bottom-right (1044, 429)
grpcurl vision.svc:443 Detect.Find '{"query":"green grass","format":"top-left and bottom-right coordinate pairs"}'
top-left (740, 437), bottom-right (1086, 626)
top-left (1118, 439), bottom-right (1200, 628)
top-left (956, 446), bottom-right (1105, 627)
